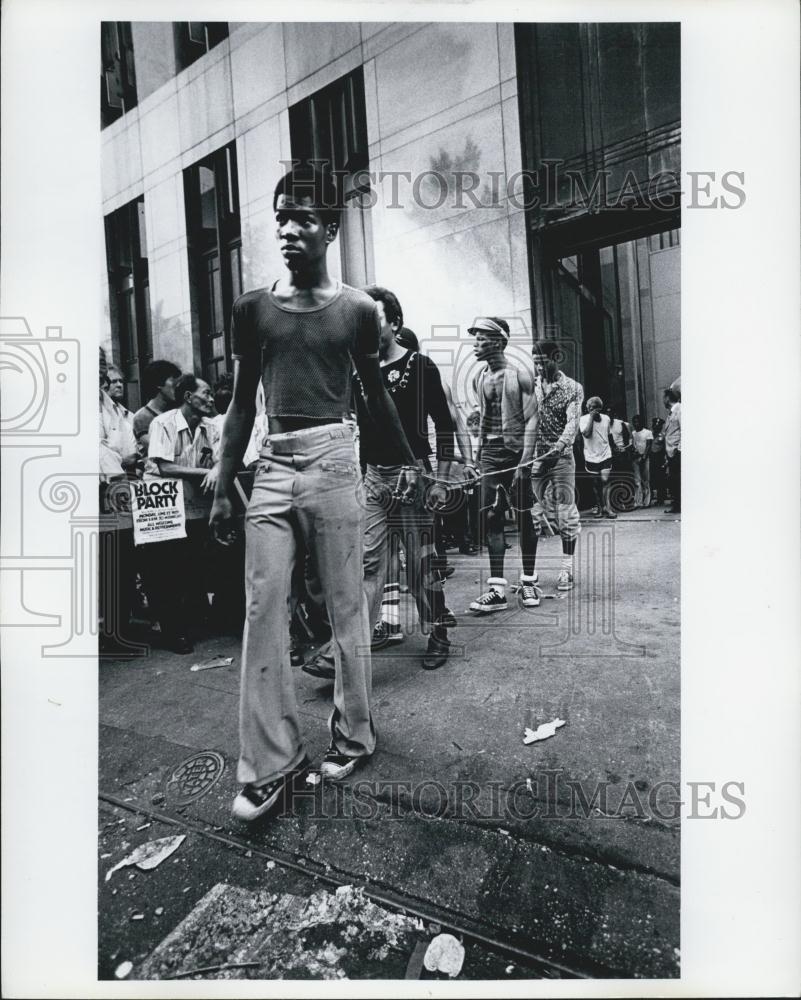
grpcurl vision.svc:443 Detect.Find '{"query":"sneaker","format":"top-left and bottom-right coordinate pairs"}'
top-left (557, 570), bottom-right (574, 591)
top-left (320, 743), bottom-right (365, 781)
top-left (422, 634), bottom-right (450, 670)
top-left (372, 622), bottom-right (403, 649)
top-left (519, 580), bottom-right (542, 607)
top-left (469, 588), bottom-right (508, 614)
top-left (232, 761), bottom-right (309, 822)
top-left (593, 507), bottom-right (604, 518)
top-left (603, 510), bottom-right (618, 519)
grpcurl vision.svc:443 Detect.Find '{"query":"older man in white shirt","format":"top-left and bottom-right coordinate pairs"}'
top-left (662, 388), bottom-right (681, 514)
top-left (142, 374), bottom-right (220, 653)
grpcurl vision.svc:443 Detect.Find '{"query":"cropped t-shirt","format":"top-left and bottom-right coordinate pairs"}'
top-left (230, 282), bottom-right (381, 419)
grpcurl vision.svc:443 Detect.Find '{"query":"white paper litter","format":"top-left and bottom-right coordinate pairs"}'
top-left (190, 655), bottom-right (234, 672)
top-left (105, 834), bottom-right (186, 881)
top-left (423, 933), bottom-right (465, 978)
top-left (305, 772), bottom-right (321, 786)
top-left (523, 719), bottom-right (566, 744)
top-left (114, 961), bottom-right (133, 979)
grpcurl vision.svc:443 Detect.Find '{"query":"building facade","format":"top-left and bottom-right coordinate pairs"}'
top-left (101, 21), bottom-right (680, 421)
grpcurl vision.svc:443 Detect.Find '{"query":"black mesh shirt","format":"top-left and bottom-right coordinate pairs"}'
top-left (354, 350), bottom-right (456, 467)
top-left (230, 283), bottom-right (381, 419)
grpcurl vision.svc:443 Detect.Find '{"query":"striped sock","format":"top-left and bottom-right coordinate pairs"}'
top-left (381, 582), bottom-right (400, 627)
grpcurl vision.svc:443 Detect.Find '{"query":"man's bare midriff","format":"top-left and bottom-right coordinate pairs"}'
top-left (268, 416), bottom-right (341, 434)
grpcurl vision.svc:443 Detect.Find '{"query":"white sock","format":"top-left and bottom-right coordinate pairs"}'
top-left (488, 576), bottom-right (507, 597)
top-left (560, 554), bottom-right (573, 572)
top-left (520, 572), bottom-right (538, 584)
top-left (382, 583), bottom-right (400, 626)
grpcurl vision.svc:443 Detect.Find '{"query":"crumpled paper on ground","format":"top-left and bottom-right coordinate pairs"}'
top-left (423, 933), bottom-right (465, 978)
top-left (523, 719), bottom-right (566, 744)
top-left (105, 834), bottom-right (186, 881)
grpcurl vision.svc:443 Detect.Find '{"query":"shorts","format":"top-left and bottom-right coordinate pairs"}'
top-left (479, 439), bottom-right (532, 514)
top-left (585, 457), bottom-right (613, 475)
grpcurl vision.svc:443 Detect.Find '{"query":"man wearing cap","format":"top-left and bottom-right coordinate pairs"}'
top-left (468, 317), bottom-right (540, 613)
top-left (528, 341), bottom-right (583, 593)
top-left (210, 164), bottom-right (420, 823)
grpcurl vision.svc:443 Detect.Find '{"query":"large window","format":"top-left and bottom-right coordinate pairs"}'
top-left (104, 197), bottom-right (152, 408)
top-left (101, 22), bottom-right (137, 128)
top-left (289, 68), bottom-right (373, 286)
top-left (184, 143), bottom-right (242, 386)
top-left (174, 22), bottom-right (229, 72)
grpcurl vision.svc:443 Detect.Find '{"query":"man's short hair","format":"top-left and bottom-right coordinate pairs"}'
top-left (532, 339), bottom-right (562, 361)
top-left (664, 387), bottom-right (680, 403)
top-left (273, 162), bottom-right (342, 226)
top-left (363, 285), bottom-right (403, 329)
top-left (586, 396), bottom-right (603, 410)
top-left (143, 360), bottom-right (181, 400)
top-left (173, 373), bottom-right (200, 405)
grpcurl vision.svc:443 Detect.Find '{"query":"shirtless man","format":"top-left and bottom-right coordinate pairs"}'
top-left (467, 318), bottom-right (540, 613)
top-left (210, 164), bottom-right (419, 822)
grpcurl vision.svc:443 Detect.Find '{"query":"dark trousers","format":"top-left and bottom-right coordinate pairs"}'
top-left (667, 452), bottom-right (681, 510)
top-left (139, 519), bottom-right (209, 640)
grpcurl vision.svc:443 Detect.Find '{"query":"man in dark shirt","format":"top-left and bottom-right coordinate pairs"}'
top-left (132, 360), bottom-right (181, 450)
top-left (210, 165), bottom-right (419, 822)
top-left (304, 286), bottom-right (455, 675)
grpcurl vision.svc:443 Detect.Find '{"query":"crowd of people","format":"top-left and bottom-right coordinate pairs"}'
top-left (99, 164), bottom-right (682, 822)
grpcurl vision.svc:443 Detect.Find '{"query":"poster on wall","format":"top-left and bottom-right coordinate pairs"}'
top-left (129, 479), bottom-right (186, 545)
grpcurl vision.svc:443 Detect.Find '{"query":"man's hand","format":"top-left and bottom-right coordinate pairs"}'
top-left (427, 480), bottom-right (449, 512)
top-left (400, 464), bottom-right (420, 504)
top-left (200, 465), bottom-right (220, 493)
top-left (461, 461), bottom-right (480, 484)
top-left (210, 495), bottom-right (238, 547)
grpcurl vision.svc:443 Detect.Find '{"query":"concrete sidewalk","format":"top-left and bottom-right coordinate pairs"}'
top-left (100, 517), bottom-right (680, 978)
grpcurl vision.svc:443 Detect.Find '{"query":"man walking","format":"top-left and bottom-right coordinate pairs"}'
top-left (304, 285), bottom-right (455, 674)
top-left (580, 397), bottom-right (617, 519)
top-left (527, 340), bottom-right (583, 594)
top-left (662, 388), bottom-right (681, 513)
top-left (467, 318), bottom-right (540, 613)
top-left (210, 165), bottom-right (419, 822)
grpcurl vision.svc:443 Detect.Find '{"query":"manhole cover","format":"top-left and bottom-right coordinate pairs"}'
top-left (165, 750), bottom-right (226, 806)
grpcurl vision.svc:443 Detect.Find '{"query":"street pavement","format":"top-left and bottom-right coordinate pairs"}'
top-left (99, 510), bottom-right (680, 980)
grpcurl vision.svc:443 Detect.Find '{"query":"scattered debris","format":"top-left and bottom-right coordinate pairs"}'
top-left (114, 961), bottom-right (133, 979)
top-left (523, 718), bottom-right (566, 744)
top-left (404, 940), bottom-right (428, 979)
top-left (155, 907), bottom-right (164, 916)
top-left (505, 964), bottom-right (515, 974)
top-left (452, 741), bottom-right (464, 752)
top-left (105, 835), bottom-right (186, 881)
top-left (151, 792), bottom-right (166, 806)
top-left (136, 823), bottom-right (152, 832)
top-left (266, 861), bottom-right (276, 870)
top-left (131, 913), bottom-right (144, 921)
top-left (168, 962), bottom-right (262, 979)
top-left (305, 772), bottom-right (321, 786)
top-left (423, 933), bottom-right (465, 978)
top-left (190, 655), bottom-right (234, 672)
top-left (525, 778), bottom-right (534, 794)
top-left (100, 852), bottom-right (112, 859)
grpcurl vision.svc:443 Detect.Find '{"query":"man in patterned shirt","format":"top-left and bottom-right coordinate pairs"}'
top-left (528, 340), bottom-right (583, 594)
